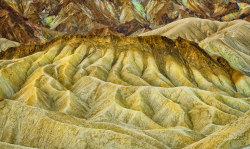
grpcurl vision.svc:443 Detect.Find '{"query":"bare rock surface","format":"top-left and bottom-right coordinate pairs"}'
top-left (0, 38), bottom-right (20, 52)
top-left (141, 18), bottom-right (250, 75)
top-left (2, 0), bottom-right (249, 41)
top-left (0, 35), bottom-right (249, 148)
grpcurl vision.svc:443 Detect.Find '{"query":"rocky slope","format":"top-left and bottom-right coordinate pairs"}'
top-left (141, 18), bottom-right (250, 76)
top-left (0, 0), bottom-right (43, 44)
top-left (0, 38), bottom-right (20, 52)
top-left (2, 0), bottom-right (249, 39)
top-left (174, 0), bottom-right (250, 21)
top-left (0, 35), bottom-right (249, 148)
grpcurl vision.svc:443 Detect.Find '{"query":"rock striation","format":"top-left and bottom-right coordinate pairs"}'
top-left (2, 0), bottom-right (250, 39)
top-left (0, 35), bottom-right (249, 148)
top-left (0, 0), bottom-right (43, 44)
top-left (141, 18), bottom-right (250, 76)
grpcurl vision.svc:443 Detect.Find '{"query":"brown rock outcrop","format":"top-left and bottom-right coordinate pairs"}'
top-left (2, 0), bottom-right (249, 39)
top-left (0, 0), bottom-right (42, 44)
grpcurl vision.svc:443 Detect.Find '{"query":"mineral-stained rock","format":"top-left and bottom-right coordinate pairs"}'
top-left (141, 18), bottom-right (250, 76)
top-left (2, 0), bottom-right (250, 38)
top-left (0, 35), bottom-right (249, 148)
top-left (0, 0), bottom-right (42, 44)
top-left (184, 110), bottom-right (250, 149)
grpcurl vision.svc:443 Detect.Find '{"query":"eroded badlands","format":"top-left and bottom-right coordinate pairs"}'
top-left (0, 35), bottom-right (249, 149)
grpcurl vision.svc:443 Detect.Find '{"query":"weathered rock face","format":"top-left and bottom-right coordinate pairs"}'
top-left (184, 110), bottom-right (250, 149)
top-left (0, 0), bottom-right (42, 44)
top-left (141, 18), bottom-right (250, 76)
top-left (0, 35), bottom-right (249, 149)
top-left (174, 0), bottom-right (250, 21)
top-left (0, 38), bottom-right (20, 52)
top-left (2, 0), bottom-right (250, 39)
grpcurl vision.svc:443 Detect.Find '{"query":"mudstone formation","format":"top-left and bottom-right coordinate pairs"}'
top-left (0, 34), bottom-right (249, 148)
top-left (0, 0), bottom-right (249, 44)
top-left (0, 0), bottom-right (249, 148)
